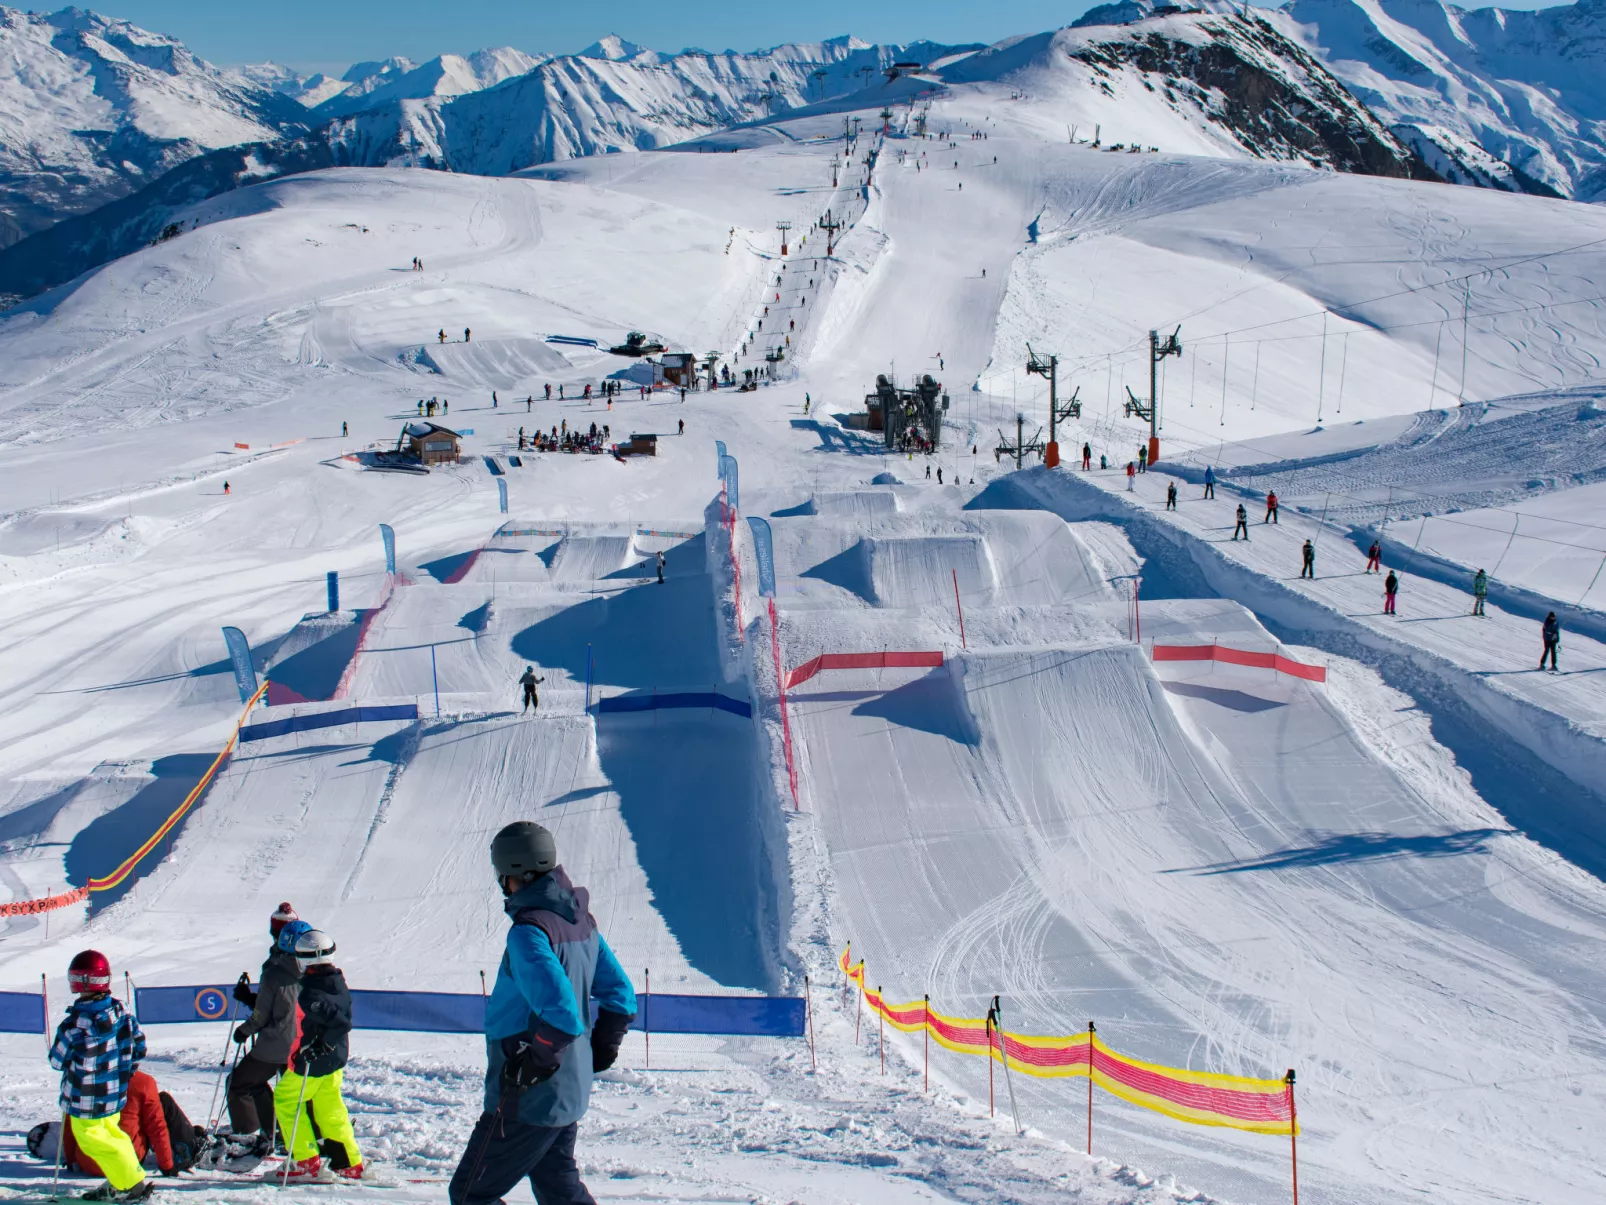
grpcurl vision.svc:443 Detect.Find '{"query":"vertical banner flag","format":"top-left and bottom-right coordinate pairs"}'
top-left (748, 517), bottom-right (776, 598)
top-left (715, 440), bottom-right (727, 476)
top-left (326, 571), bottom-right (340, 613)
top-left (379, 524), bottom-right (396, 575)
top-left (721, 456), bottom-right (739, 510)
top-left (221, 627), bottom-right (257, 704)
top-left (497, 478), bottom-right (508, 514)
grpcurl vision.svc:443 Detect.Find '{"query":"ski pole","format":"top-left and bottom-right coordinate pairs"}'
top-left (50, 1112), bottom-right (66, 1202)
top-left (206, 994), bottom-right (243, 1129)
top-left (280, 1067), bottom-right (312, 1187)
top-left (992, 996), bottom-right (1023, 1136)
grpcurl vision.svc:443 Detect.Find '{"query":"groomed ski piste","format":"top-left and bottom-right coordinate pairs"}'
top-left (2, 60), bottom-right (1606, 1205)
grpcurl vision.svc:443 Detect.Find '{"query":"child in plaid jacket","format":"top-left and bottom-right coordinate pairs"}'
top-left (49, 950), bottom-right (152, 1202)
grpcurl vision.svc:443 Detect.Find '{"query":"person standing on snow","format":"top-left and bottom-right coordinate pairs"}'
top-left (519, 666), bottom-right (545, 713)
top-left (1137, 444), bottom-right (1148, 473)
top-left (50, 950), bottom-right (152, 1203)
top-left (1203, 465), bottom-right (1215, 499)
top-left (1384, 570), bottom-right (1399, 614)
top-left (274, 929), bottom-right (362, 1183)
top-left (1541, 611), bottom-right (1560, 671)
top-left (341, 421), bottom-right (348, 437)
top-left (448, 823), bottom-right (636, 1205)
top-left (1081, 442), bottom-right (1092, 471)
top-left (656, 550), bottom-right (665, 585)
top-left (1165, 481), bottom-right (1177, 511)
top-left (223, 905), bottom-right (303, 1163)
top-left (1472, 568), bottom-right (1488, 616)
top-left (1125, 461), bottom-right (1135, 491)
top-left (1300, 539), bottom-right (1315, 579)
top-left (464, 328), bottom-right (471, 343)
top-left (1264, 491), bottom-right (1279, 523)
top-left (1366, 540), bottom-right (1382, 573)
top-left (1232, 504), bottom-right (1249, 541)
top-left (439, 330), bottom-right (446, 344)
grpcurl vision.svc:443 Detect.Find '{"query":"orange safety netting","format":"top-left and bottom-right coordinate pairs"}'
top-left (841, 946), bottom-right (1296, 1136)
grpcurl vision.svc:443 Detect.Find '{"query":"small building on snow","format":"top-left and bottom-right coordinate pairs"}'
top-left (403, 422), bottom-right (461, 465)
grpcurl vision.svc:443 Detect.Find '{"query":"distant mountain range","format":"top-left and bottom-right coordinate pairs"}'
top-left (1, 0), bottom-right (1603, 304)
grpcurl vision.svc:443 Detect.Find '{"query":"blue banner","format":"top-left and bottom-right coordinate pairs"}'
top-left (721, 455), bottom-right (739, 509)
top-left (326, 571), bottom-right (340, 613)
top-left (715, 440), bottom-right (726, 475)
top-left (239, 703), bottom-right (419, 743)
top-left (221, 627), bottom-right (257, 704)
top-left (380, 524), bottom-right (396, 575)
top-left (747, 517), bottom-right (775, 598)
top-left (594, 692), bottom-right (751, 718)
top-left (135, 985), bottom-right (802, 1037)
top-left (497, 479), bottom-right (508, 514)
top-left (0, 990), bottom-right (44, 1034)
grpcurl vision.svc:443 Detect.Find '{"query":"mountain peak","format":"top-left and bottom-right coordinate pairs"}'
top-left (579, 34), bottom-right (651, 61)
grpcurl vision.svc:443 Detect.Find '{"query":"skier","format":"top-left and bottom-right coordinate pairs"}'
top-left (926, 464), bottom-right (931, 479)
top-left (545, 383), bottom-right (552, 400)
top-left (223, 905), bottom-right (303, 1165)
top-left (656, 550), bottom-right (665, 585)
top-left (1165, 481), bottom-right (1177, 511)
top-left (1100, 454), bottom-right (1107, 470)
top-left (1082, 442), bottom-right (1091, 471)
top-left (493, 391), bottom-right (498, 408)
top-left (1137, 445), bottom-right (1147, 473)
top-left (464, 328), bottom-right (471, 343)
top-left (1384, 570), bottom-right (1399, 615)
top-left (1125, 461), bottom-right (1135, 491)
top-left (1300, 539), bottom-right (1315, 579)
top-left (527, 397), bottom-right (533, 412)
top-left (341, 421), bottom-right (348, 437)
top-left (678, 419), bottom-right (684, 435)
top-left (274, 929), bottom-right (362, 1183)
top-left (1264, 491), bottom-right (1279, 523)
top-left (1366, 540), bottom-right (1382, 573)
top-left (519, 666), bottom-right (545, 713)
top-left (1472, 568), bottom-right (1488, 616)
top-left (223, 481), bottom-right (231, 495)
top-left (448, 822), bottom-right (636, 1205)
top-left (1541, 612), bottom-right (1560, 672)
top-left (439, 330), bottom-right (446, 344)
top-left (937, 467), bottom-right (943, 484)
top-left (1232, 503), bottom-right (1249, 541)
top-left (443, 400), bottom-right (449, 415)
top-left (804, 393), bottom-right (811, 414)
top-left (1203, 465), bottom-right (1215, 499)
top-left (50, 950), bottom-right (152, 1203)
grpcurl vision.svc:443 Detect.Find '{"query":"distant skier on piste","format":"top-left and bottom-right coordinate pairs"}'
top-left (50, 950), bottom-right (152, 1203)
top-left (1165, 481), bottom-right (1177, 510)
top-left (274, 928), bottom-right (362, 1183)
top-left (220, 904), bottom-right (302, 1167)
top-left (1472, 568), bottom-right (1488, 616)
top-left (1384, 570), bottom-right (1399, 614)
top-left (1541, 611), bottom-right (1560, 671)
top-left (449, 822), bottom-right (636, 1205)
top-left (1232, 504), bottom-right (1249, 541)
top-left (656, 550), bottom-right (665, 584)
top-left (1203, 465), bottom-right (1215, 499)
top-left (1366, 540), bottom-right (1382, 573)
top-left (1300, 539), bottom-right (1315, 579)
top-left (1265, 491), bottom-right (1278, 523)
top-left (520, 666), bottom-right (545, 713)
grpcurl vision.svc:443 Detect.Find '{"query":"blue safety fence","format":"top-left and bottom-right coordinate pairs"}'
top-left (0, 989), bottom-right (45, 1034)
top-left (134, 985), bottom-right (803, 1037)
top-left (239, 703), bottom-right (419, 743)
top-left (593, 692), bottom-right (751, 719)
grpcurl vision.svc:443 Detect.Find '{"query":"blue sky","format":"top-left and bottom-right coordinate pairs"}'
top-left (99, 0), bottom-right (1565, 73)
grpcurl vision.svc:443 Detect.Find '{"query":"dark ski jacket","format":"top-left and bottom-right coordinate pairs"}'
top-left (1543, 614), bottom-right (1560, 644)
top-left (1385, 572), bottom-right (1399, 595)
top-left (237, 948), bottom-right (300, 1065)
top-left (293, 966), bottom-right (352, 1078)
top-left (485, 867), bottom-right (636, 1127)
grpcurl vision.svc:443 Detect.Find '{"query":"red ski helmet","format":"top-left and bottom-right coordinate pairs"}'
top-left (68, 949), bottom-right (111, 995)
top-left (269, 902), bottom-right (298, 937)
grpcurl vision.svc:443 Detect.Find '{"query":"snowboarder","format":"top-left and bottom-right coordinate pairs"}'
top-left (1264, 491), bottom-right (1278, 523)
top-left (1300, 539), bottom-right (1315, 579)
top-left (274, 929), bottom-right (362, 1183)
top-left (1165, 481), bottom-right (1177, 510)
top-left (1126, 461), bottom-right (1135, 491)
top-left (520, 666), bottom-right (545, 713)
top-left (656, 550), bottom-right (665, 584)
top-left (448, 823), bottom-right (636, 1205)
top-left (223, 906), bottom-right (303, 1165)
top-left (439, 330), bottom-right (446, 344)
top-left (50, 950), bottom-right (153, 1204)
top-left (1203, 465), bottom-right (1215, 499)
top-left (1232, 504), bottom-right (1249, 541)
top-left (1384, 570), bottom-right (1399, 614)
top-left (1472, 568), bottom-right (1488, 616)
top-left (1082, 442), bottom-right (1091, 471)
top-left (1541, 611), bottom-right (1560, 671)
top-left (464, 328), bottom-right (471, 343)
top-left (1366, 540), bottom-right (1382, 573)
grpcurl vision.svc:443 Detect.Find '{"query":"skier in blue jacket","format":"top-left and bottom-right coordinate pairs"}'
top-left (449, 821), bottom-right (636, 1205)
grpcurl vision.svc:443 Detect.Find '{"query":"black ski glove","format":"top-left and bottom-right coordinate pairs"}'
top-left (232, 1024), bottom-right (250, 1044)
top-left (232, 973), bottom-right (257, 1008)
top-left (499, 1016), bottom-right (574, 1090)
top-left (591, 1009), bottom-right (633, 1073)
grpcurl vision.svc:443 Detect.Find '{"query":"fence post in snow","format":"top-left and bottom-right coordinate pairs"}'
top-left (431, 645), bottom-right (440, 717)
top-left (1087, 1021), bottom-right (1096, 1155)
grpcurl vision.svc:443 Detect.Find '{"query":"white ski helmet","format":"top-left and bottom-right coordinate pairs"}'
top-left (291, 928), bottom-right (336, 968)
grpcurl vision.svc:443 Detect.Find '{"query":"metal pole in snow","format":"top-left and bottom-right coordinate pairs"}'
top-left (879, 988), bottom-right (885, 1075)
top-left (1087, 1021), bottom-right (1096, 1155)
top-left (952, 569), bottom-right (966, 649)
top-left (923, 995), bottom-right (930, 1091)
top-left (805, 976), bottom-right (817, 1071)
top-left (431, 644), bottom-right (440, 717)
top-left (585, 644), bottom-right (593, 716)
top-left (992, 996), bottom-right (1022, 1135)
top-left (1287, 1070), bottom-right (1299, 1205)
top-left (644, 968), bottom-right (651, 1071)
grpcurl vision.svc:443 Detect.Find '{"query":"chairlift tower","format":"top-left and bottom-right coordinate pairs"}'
top-left (818, 209), bottom-right (844, 257)
top-left (1026, 344), bottom-right (1082, 467)
top-left (776, 221), bottom-right (793, 257)
top-left (1123, 327), bottom-right (1182, 464)
top-left (995, 415), bottom-right (1046, 472)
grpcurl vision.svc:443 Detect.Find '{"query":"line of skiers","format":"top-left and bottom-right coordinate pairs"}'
top-left (40, 821), bottom-right (634, 1204)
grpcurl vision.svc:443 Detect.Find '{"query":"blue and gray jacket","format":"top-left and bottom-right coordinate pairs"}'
top-left (484, 866), bottom-right (636, 1127)
top-left (49, 995), bottom-right (146, 1118)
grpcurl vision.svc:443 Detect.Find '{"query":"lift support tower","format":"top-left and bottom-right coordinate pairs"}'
top-left (1124, 326), bottom-right (1182, 465)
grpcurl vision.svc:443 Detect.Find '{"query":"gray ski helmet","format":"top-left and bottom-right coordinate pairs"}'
top-left (491, 821), bottom-right (557, 879)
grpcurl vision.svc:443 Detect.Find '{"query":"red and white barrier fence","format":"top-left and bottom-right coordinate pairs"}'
top-left (1151, 644), bottom-right (1326, 683)
top-left (784, 651), bottom-right (945, 691)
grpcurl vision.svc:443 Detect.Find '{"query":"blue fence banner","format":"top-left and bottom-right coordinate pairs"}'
top-left (380, 524), bottom-right (396, 575)
top-left (240, 703), bottom-right (419, 743)
top-left (747, 517), bottom-right (775, 598)
top-left (135, 985), bottom-right (801, 1037)
top-left (715, 440), bottom-right (727, 475)
top-left (594, 692), bottom-right (751, 718)
top-left (0, 990), bottom-right (45, 1034)
top-left (326, 571), bottom-right (340, 613)
top-left (721, 455), bottom-right (739, 510)
top-left (221, 626), bottom-right (257, 704)
top-left (635, 529), bottom-right (699, 541)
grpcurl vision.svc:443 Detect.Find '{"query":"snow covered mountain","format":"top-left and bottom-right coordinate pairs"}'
top-left (0, 6), bottom-right (312, 246)
top-left (1272, 0), bottom-right (1606, 199)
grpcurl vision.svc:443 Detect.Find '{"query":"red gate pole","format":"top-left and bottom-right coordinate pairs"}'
top-left (952, 569), bottom-right (966, 649)
top-left (805, 976), bottom-right (817, 1070)
top-left (769, 599), bottom-right (798, 808)
top-left (1086, 1021), bottom-right (1096, 1155)
top-left (923, 995), bottom-right (930, 1092)
top-left (1287, 1069), bottom-right (1299, 1205)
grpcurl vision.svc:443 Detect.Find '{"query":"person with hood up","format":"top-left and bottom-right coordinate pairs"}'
top-left (223, 904), bottom-right (303, 1163)
top-left (1472, 568), bottom-right (1488, 616)
top-left (449, 822), bottom-right (636, 1205)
